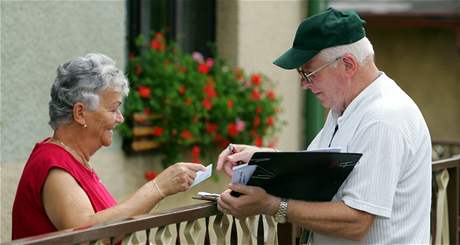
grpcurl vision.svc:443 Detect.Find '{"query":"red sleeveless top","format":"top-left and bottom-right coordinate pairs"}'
top-left (12, 138), bottom-right (117, 239)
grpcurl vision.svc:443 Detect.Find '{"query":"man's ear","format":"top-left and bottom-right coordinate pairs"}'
top-left (73, 102), bottom-right (87, 127)
top-left (342, 54), bottom-right (358, 77)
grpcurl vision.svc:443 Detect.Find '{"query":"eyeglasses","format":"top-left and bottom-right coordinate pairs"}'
top-left (297, 56), bottom-right (341, 84)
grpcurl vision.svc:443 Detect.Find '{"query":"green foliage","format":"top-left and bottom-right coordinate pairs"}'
top-left (119, 32), bottom-right (283, 167)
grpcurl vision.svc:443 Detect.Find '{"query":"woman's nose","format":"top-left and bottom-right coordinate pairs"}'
top-left (116, 111), bottom-right (124, 123)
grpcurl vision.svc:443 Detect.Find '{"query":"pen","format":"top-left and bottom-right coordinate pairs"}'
top-left (228, 143), bottom-right (237, 154)
top-left (228, 143), bottom-right (245, 165)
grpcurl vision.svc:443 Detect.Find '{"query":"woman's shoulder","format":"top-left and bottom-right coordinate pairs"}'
top-left (25, 139), bottom-right (76, 172)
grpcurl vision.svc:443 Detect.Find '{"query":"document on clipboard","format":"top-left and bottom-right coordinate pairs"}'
top-left (231, 150), bottom-right (362, 201)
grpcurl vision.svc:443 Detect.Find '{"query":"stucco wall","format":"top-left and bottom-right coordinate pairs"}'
top-left (367, 27), bottom-right (460, 140)
top-left (217, 0), bottom-right (306, 151)
top-left (1, 0), bottom-right (306, 242)
top-left (0, 0), bottom-right (129, 241)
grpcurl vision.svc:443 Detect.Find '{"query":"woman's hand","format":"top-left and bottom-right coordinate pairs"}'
top-left (154, 162), bottom-right (206, 196)
top-left (216, 144), bottom-right (276, 177)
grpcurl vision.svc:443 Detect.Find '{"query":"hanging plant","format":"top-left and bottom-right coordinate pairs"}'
top-left (118, 32), bottom-right (284, 173)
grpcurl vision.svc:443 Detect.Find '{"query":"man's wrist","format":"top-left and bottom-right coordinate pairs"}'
top-left (263, 196), bottom-right (281, 216)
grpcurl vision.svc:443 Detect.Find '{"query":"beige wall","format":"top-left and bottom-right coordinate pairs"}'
top-left (0, 0), bottom-right (129, 241)
top-left (217, 0), bottom-right (306, 151)
top-left (367, 27), bottom-right (460, 140)
top-left (1, 0), bottom-right (306, 242)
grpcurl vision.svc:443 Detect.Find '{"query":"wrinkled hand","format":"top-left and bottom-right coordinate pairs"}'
top-left (216, 144), bottom-right (273, 177)
top-left (154, 162), bottom-right (206, 196)
top-left (217, 184), bottom-right (279, 219)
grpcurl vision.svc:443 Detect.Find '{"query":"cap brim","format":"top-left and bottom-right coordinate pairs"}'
top-left (273, 48), bottom-right (319, 70)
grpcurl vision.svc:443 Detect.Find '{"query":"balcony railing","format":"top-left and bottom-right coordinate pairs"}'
top-left (6, 140), bottom-right (460, 245)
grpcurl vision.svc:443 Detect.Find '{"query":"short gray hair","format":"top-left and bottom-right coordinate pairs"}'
top-left (317, 37), bottom-right (375, 65)
top-left (49, 53), bottom-right (129, 130)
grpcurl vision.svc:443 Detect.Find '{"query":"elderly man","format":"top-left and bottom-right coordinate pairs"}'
top-left (216, 8), bottom-right (431, 243)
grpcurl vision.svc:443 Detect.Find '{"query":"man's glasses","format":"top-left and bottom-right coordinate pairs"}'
top-left (297, 56), bottom-right (341, 84)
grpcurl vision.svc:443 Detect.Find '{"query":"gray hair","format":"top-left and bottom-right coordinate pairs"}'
top-left (49, 53), bottom-right (129, 130)
top-left (317, 37), bottom-right (375, 65)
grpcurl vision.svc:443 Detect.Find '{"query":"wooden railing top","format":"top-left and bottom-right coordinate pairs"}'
top-left (6, 202), bottom-right (218, 245)
top-left (433, 155), bottom-right (460, 171)
top-left (432, 139), bottom-right (460, 147)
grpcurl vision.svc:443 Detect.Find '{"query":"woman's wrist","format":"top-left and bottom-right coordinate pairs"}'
top-left (150, 180), bottom-right (165, 199)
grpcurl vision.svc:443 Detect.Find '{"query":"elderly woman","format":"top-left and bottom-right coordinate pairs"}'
top-left (12, 53), bottom-right (205, 239)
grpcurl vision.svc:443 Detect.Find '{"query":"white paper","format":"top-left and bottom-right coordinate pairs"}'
top-left (191, 164), bottom-right (213, 187)
top-left (304, 147), bottom-right (342, 153)
top-left (232, 164), bottom-right (257, 185)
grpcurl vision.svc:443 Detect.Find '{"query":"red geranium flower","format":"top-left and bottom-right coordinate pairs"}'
top-left (202, 98), bottom-right (213, 110)
top-left (206, 122), bottom-right (218, 133)
top-left (254, 116), bottom-right (260, 127)
top-left (266, 117), bottom-right (274, 126)
top-left (178, 85), bottom-right (186, 95)
top-left (251, 89), bottom-right (261, 100)
top-left (203, 83), bottom-right (217, 98)
top-left (138, 86), bottom-right (151, 98)
top-left (227, 123), bottom-right (239, 137)
top-left (144, 171), bottom-right (158, 181)
top-left (227, 99), bottom-right (234, 109)
top-left (192, 145), bottom-right (200, 163)
top-left (151, 39), bottom-right (164, 51)
top-left (219, 139), bottom-right (231, 149)
top-left (255, 136), bottom-right (263, 147)
top-left (198, 63), bottom-right (209, 74)
top-left (152, 126), bottom-right (164, 137)
top-left (251, 73), bottom-right (261, 86)
top-left (267, 90), bottom-right (276, 101)
top-left (181, 130), bottom-right (192, 140)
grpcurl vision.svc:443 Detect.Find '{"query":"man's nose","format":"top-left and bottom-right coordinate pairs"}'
top-left (300, 78), bottom-right (312, 90)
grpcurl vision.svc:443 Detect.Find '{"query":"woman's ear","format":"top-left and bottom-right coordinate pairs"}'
top-left (73, 102), bottom-right (87, 127)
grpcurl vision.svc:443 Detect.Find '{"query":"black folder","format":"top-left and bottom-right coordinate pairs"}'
top-left (233, 151), bottom-right (362, 201)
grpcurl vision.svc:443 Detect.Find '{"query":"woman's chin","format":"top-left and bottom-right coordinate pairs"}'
top-left (102, 132), bottom-right (113, 146)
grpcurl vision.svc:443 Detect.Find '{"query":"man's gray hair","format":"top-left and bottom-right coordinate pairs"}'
top-left (318, 37), bottom-right (375, 65)
top-left (49, 53), bottom-right (129, 130)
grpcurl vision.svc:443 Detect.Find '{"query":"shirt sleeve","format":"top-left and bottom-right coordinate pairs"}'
top-left (340, 121), bottom-right (408, 218)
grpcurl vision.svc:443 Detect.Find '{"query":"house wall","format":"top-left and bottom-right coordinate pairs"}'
top-left (217, 0), bottom-right (307, 151)
top-left (0, 0), bottom-right (306, 242)
top-left (367, 27), bottom-right (460, 140)
top-left (0, 1), bottom-right (129, 241)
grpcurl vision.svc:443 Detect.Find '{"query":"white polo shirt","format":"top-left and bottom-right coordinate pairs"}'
top-left (308, 73), bottom-right (432, 244)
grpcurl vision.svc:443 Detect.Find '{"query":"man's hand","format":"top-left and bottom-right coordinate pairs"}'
top-left (217, 184), bottom-right (280, 219)
top-left (216, 144), bottom-right (274, 176)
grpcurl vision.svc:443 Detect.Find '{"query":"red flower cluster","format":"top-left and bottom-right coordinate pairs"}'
top-left (121, 31), bottom-right (282, 171)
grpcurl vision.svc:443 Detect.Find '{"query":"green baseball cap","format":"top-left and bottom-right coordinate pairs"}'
top-left (273, 8), bottom-right (366, 70)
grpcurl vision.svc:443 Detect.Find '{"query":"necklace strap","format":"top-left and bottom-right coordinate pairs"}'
top-left (51, 138), bottom-right (92, 170)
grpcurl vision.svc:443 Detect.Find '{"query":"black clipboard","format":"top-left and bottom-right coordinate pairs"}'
top-left (232, 151), bottom-right (362, 201)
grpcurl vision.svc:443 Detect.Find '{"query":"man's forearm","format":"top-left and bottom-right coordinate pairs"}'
top-left (287, 200), bottom-right (374, 241)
